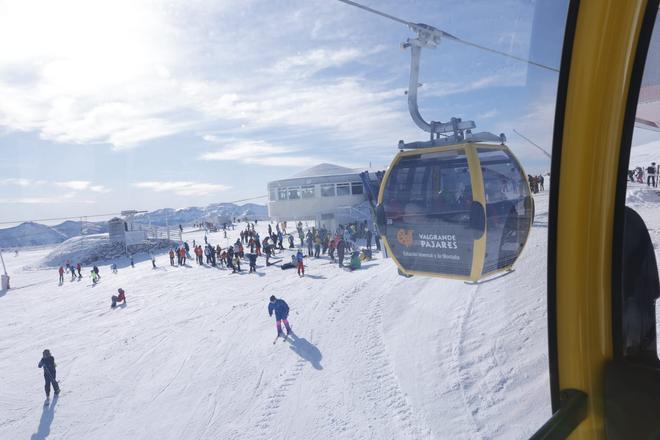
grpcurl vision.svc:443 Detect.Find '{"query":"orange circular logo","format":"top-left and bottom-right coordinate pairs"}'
top-left (396, 229), bottom-right (413, 247)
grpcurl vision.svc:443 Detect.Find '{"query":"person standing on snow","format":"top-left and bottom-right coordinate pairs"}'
top-left (296, 249), bottom-right (305, 277)
top-left (76, 263), bottom-right (82, 279)
top-left (248, 253), bottom-right (257, 273)
top-left (366, 228), bottom-right (373, 250)
top-left (337, 237), bottom-right (346, 268)
top-left (58, 266), bottom-right (64, 284)
top-left (647, 162), bottom-right (657, 187)
top-left (38, 349), bottom-right (60, 399)
top-left (268, 295), bottom-right (292, 339)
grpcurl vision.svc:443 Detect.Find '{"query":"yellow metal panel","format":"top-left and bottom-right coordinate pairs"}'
top-left (556, 0), bottom-right (647, 437)
top-left (465, 145), bottom-right (487, 280)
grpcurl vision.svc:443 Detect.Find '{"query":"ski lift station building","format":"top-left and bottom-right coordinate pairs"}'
top-left (267, 163), bottom-right (380, 231)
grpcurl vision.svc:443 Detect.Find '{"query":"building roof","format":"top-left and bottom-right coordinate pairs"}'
top-left (288, 163), bottom-right (358, 179)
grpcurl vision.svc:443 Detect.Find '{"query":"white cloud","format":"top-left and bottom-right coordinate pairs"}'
top-left (199, 140), bottom-right (297, 161)
top-left (0, 193), bottom-right (93, 204)
top-left (55, 180), bottom-right (92, 191)
top-left (53, 181), bottom-right (109, 193)
top-left (134, 181), bottom-right (231, 197)
top-left (270, 48), bottom-right (364, 76)
top-left (199, 138), bottom-right (359, 168)
top-left (0, 178), bottom-right (36, 187)
top-left (1, 178), bottom-right (109, 192)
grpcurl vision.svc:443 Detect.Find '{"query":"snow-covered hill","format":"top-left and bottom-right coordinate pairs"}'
top-left (38, 234), bottom-right (179, 268)
top-left (0, 191), bottom-right (554, 440)
top-left (0, 222), bottom-right (67, 248)
top-left (135, 202), bottom-right (268, 227)
top-left (0, 203), bottom-right (266, 249)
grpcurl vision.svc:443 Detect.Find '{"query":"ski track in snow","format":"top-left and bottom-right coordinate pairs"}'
top-left (359, 296), bottom-right (433, 439)
top-left (450, 284), bottom-right (484, 438)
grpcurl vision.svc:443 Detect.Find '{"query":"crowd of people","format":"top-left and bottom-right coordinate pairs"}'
top-left (628, 162), bottom-right (659, 187)
top-left (527, 174), bottom-right (545, 194)
top-left (43, 219), bottom-right (383, 398)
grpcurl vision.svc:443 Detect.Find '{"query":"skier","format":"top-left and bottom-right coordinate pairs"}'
top-left (337, 237), bottom-right (346, 268)
top-left (366, 228), bottom-right (373, 250)
top-left (169, 249), bottom-right (175, 266)
top-left (296, 249), bottom-right (305, 277)
top-left (232, 254), bottom-right (241, 273)
top-left (93, 265), bottom-right (101, 280)
top-left (306, 230), bottom-right (313, 256)
top-left (111, 288), bottom-right (126, 308)
top-left (248, 252), bottom-right (257, 273)
top-left (58, 266), bottom-right (64, 284)
top-left (38, 349), bottom-right (60, 399)
top-left (69, 265), bottom-right (76, 281)
top-left (130, 255), bottom-right (135, 268)
top-left (268, 295), bottom-right (292, 341)
top-left (91, 270), bottom-right (99, 285)
top-left (151, 254), bottom-right (156, 269)
top-left (76, 263), bottom-right (82, 279)
top-left (647, 162), bottom-right (657, 187)
top-left (111, 263), bottom-right (118, 274)
top-left (328, 237), bottom-right (336, 262)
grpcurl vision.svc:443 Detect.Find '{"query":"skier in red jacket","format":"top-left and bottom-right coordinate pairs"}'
top-left (111, 288), bottom-right (126, 308)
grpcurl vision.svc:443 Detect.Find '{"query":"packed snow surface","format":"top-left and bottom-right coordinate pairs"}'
top-left (2, 184), bottom-right (657, 439)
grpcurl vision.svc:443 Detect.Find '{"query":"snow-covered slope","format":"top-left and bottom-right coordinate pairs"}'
top-left (0, 192), bottom-right (554, 440)
top-left (0, 222), bottom-right (67, 248)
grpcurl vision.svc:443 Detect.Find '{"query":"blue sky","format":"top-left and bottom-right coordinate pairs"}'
top-left (0, 0), bottom-right (574, 224)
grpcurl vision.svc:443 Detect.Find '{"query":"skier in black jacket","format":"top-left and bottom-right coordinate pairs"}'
top-left (38, 349), bottom-right (60, 398)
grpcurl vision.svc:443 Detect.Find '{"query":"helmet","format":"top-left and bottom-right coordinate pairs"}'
top-left (269, 295), bottom-right (276, 302)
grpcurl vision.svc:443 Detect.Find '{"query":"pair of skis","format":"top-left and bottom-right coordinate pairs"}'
top-left (272, 332), bottom-right (293, 344)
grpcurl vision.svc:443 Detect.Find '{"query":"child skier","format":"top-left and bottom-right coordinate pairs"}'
top-left (111, 288), bottom-right (126, 308)
top-left (58, 266), bottom-right (64, 284)
top-left (296, 249), bottom-right (305, 277)
top-left (268, 295), bottom-right (292, 341)
top-left (111, 263), bottom-right (118, 274)
top-left (76, 263), bottom-right (82, 279)
top-left (38, 349), bottom-right (60, 399)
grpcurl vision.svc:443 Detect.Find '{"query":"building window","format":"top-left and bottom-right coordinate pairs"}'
top-left (336, 183), bottom-right (350, 196)
top-left (321, 183), bottom-right (335, 197)
top-left (301, 185), bottom-right (315, 198)
top-left (269, 187), bottom-right (277, 201)
top-left (351, 182), bottom-right (364, 195)
top-left (288, 187), bottom-right (301, 199)
top-left (278, 187), bottom-right (287, 200)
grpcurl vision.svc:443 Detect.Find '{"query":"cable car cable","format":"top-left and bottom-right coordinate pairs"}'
top-left (335, 0), bottom-right (559, 73)
top-left (512, 129), bottom-right (552, 159)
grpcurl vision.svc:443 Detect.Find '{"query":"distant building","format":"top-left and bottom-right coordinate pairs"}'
top-left (267, 163), bottom-right (379, 231)
top-left (108, 217), bottom-right (127, 243)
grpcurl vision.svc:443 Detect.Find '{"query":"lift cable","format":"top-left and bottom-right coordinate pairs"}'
top-left (513, 129), bottom-right (552, 159)
top-left (336, 0), bottom-right (559, 73)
